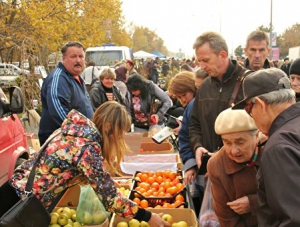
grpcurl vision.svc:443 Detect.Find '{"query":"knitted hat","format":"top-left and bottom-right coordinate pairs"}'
top-left (289, 58), bottom-right (300, 75)
top-left (215, 108), bottom-right (257, 135)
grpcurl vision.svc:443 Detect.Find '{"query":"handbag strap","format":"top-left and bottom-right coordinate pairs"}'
top-left (25, 129), bottom-right (62, 194)
top-left (91, 66), bottom-right (95, 80)
top-left (228, 69), bottom-right (252, 107)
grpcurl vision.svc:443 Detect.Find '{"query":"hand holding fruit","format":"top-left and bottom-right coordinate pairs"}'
top-left (148, 213), bottom-right (171, 227)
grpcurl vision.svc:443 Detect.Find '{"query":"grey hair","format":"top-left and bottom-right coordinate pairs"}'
top-left (246, 30), bottom-right (270, 48)
top-left (193, 31), bottom-right (228, 55)
top-left (194, 68), bottom-right (209, 79)
top-left (248, 129), bottom-right (258, 137)
top-left (249, 77), bottom-right (295, 104)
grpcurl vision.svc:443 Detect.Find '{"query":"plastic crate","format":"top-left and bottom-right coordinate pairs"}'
top-left (129, 171), bottom-right (187, 208)
top-left (129, 188), bottom-right (188, 208)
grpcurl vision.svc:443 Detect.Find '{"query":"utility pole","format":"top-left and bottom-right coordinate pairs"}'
top-left (269, 0), bottom-right (273, 60)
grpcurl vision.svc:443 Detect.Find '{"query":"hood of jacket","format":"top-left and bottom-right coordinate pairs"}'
top-left (60, 109), bottom-right (101, 143)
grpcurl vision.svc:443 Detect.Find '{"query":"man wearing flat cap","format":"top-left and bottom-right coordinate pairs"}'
top-left (207, 108), bottom-right (263, 227)
top-left (233, 68), bottom-right (300, 226)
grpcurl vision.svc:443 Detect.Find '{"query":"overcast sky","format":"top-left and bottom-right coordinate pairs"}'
top-left (121, 0), bottom-right (300, 57)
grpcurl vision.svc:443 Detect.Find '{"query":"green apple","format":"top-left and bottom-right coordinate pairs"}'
top-left (61, 209), bottom-right (72, 219)
top-left (162, 214), bottom-right (174, 225)
top-left (56, 208), bottom-right (64, 214)
top-left (176, 221), bottom-right (188, 227)
top-left (129, 218), bottom-right (140, 227)
top-left (82, 211), bottom-right (93, 225)
top-left (171, 223), bottom-right (178, 227)
top-left (140, 221), bottom-right (150, 227)
top-left (73, 222), bottom-right (82, 227)
top-left (49, 224), bottom-right (60, 227)
top-left (58, 214), bottom-right (69, 226)
top-left (50, 212), bottom-right (59, 224)
top-left (67, 218), bottom-right (73, 225)
top-left (117, 221), bottom-right (129, 227)
top-left (71, 213), bottom-right (77, 221)
top-left (92, 211), bottom-right (107, 224)
top-left (63, 224), bottom-right (73, 227)
top-left (70, 208), bottom-right (76, 216)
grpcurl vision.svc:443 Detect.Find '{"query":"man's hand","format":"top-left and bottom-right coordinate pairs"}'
top-left (227, 196), bottom-right (250, 214)
top-left (184, 168), bottom-right (197, 185)
top-left (172, 119), bottom-right (182, 135)
top-left (195, 147), bottom-right (213, 168)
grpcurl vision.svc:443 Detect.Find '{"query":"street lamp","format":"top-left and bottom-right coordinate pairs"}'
top-left (269, 0), bottom-right (273, 59)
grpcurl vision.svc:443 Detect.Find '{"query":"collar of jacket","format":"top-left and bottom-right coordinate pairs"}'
top-left (210, 59), bottom-right (239, 84)
top-left (268, 102), bottom-right (300, 137)
top-left (244, 58), bottom-right (271, 69)
top-left (220, 146), bottom-right (262, 175)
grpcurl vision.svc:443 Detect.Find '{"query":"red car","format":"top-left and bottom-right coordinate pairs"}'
top-left (0, 86), bottom-right (29, 186)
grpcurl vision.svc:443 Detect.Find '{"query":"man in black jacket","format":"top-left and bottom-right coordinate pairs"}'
top-left (189, 31), bottom-right (246, 175)
top-left (232, 68), bottom-right (299, 226)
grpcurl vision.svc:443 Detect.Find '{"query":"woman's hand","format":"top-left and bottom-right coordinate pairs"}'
top-left (148, 213), bottom-right (171, 227)
top-left (150, 114), bottom-right (159, 124)
top-left (227, 196), bottom-right (250, 214)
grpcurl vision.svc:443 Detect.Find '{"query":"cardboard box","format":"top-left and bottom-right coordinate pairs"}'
top-left (140, 141), bottom-right (174, 154)
top-left (109, 208), bottom-right (199, 227)
top-left (125, 132), bottom-right (174, 154)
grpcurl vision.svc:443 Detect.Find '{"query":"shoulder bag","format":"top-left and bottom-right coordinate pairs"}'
top-left (0, 130), bottom-right (63, 227)
top-left (228, 69), bottom-right (253, 107)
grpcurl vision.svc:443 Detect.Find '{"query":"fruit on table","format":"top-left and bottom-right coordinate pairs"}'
top-left (118, 186), bottom-right (130, 197)
top-left (162, 214), bottom-right (174, 224)
top-left (49, 206), bottom-right (107, 227)
top-left (140, 220), bottom-right (150, 227)
top-left (129, 218), bottom-right (140, 227)
top-left (117, 222), bottom-right (129, 227)
top-left (171, 221), bottom-right (189, 227)
top-left (92, 210), bottom-right (107, 224)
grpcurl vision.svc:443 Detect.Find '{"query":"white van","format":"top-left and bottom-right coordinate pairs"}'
top-left (85, 44), bottom-right (133, 68)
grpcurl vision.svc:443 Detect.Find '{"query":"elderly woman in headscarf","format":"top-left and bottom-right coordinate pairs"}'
top-left (206, 108), bottom-right (266, 227)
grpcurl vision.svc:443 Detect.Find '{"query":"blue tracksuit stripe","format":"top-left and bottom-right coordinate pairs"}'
top-left (51, 68), bottom-right (66, 120)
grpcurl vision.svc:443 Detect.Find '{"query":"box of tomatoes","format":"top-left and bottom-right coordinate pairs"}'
top-left (128, 170), bottom-right (188, 209)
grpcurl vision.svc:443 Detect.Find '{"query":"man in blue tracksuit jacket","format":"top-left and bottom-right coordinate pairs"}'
top-left (39, 41), bottom-right (94, 145)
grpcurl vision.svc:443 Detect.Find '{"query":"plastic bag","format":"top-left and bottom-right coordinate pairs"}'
top-left (76, 184), bottom-right (109, 225)
top-left (199, 179), bottom-right (220, 227)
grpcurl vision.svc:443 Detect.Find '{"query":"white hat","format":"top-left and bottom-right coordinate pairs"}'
top-left (215, 108), bottom-right (257, 135)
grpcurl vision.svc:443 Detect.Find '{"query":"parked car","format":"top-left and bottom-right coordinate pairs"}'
top-left (0, 86), bottom-right (30, 186)
top-left (0, 63), bottom-right (30, 88)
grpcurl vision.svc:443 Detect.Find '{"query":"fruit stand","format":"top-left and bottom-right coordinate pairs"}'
top-left (51, 132), bottom-right (198, 227)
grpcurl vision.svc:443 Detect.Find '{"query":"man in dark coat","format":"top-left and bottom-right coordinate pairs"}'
top-left (233, 68), bottom-right (300, 226)
top-left (189, 31), bottom-right (247, 176)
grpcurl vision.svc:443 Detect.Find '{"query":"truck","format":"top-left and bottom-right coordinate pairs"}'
top-left (288, 46), bottom-right (300, 61)
top-left (85, 44), bottom-right (133, 68)
top-left (0, 86), bottom-right (29, 186)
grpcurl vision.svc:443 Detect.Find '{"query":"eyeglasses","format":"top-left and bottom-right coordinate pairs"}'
top-left (245, 101), bottom-right (256, 116)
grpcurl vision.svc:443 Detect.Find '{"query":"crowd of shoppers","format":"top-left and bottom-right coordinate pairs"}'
top-left (4, 27), bottom-right (300, 227)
